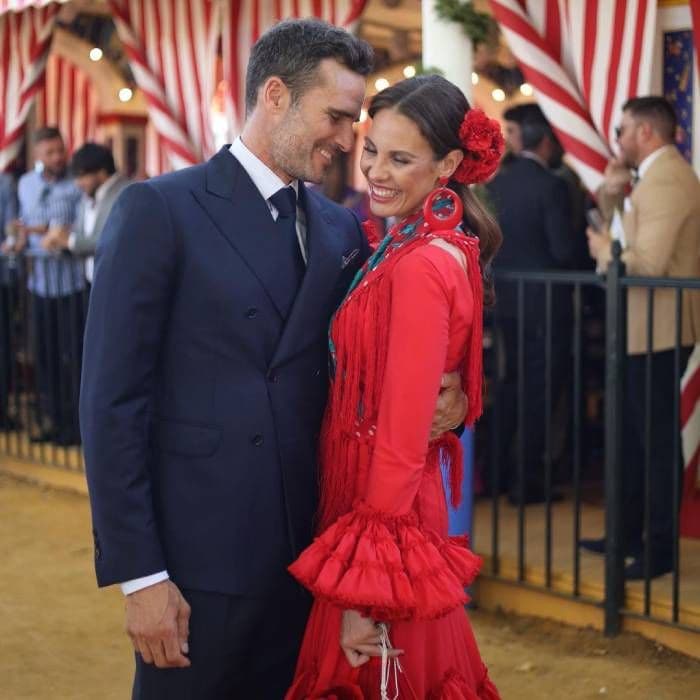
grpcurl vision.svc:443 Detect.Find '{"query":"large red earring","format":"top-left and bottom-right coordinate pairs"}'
top-left (423, 184), bottom-right (463, 230)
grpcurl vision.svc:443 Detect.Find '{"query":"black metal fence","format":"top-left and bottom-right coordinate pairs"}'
top-left (1, 245), bottom-right (699, 640)
top-left (483, 242), bottom-right (700, 638)
top-left (0, 251), bottom-right (89, 470)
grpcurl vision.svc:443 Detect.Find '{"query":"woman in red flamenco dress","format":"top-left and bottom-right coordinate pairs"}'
top-left (286, 75), bottom-right (504, 699)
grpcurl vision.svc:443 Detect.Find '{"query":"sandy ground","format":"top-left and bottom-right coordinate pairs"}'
top-left (2, 472), bottom-right (700, 700)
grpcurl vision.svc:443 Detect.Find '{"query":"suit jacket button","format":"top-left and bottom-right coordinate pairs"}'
top-left (251, 434), bottom-right (264, 446)
top-left (94, 546), bottom-right (102, 560)
top-left (268, 372), bottom-right (278, 383)
top-left (245, 307), bottom-right (258, 319)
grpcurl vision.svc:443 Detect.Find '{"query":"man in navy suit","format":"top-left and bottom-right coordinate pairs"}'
top-left (81, 19), bottom-right (465, 699)
top-left (487, 113), bottom-right (576, 505)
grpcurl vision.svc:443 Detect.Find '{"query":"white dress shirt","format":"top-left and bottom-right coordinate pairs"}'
top-left (120, 139), bottom-right (307, 595)
top-left (69, 172), bottom-right (122, 283)
top-left (229, 137), bottom-right (308, 263)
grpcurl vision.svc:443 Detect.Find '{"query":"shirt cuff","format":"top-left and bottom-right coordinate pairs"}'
top-left (120, 570), bottom-right (169, 596)
top-left (67, 232), bottom-right (77, 250)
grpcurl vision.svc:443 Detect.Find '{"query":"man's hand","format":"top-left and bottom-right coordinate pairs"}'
top-left (125, 579), bottom-right (191, 669)
top-left (340, 610), bottom-right (402, 668)
top-left (1, 222), bottom-right (28, 254)
top-left (602, 157), bottom-right (632, 196)
top-left (41, 226), bottom-right (69, 252)
top-left (586, 226), bottom-right (612, 261)
top-left (430, 371), bottom-right (467, 439)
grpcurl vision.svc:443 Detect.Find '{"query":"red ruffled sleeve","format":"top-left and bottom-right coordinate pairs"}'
top-left (288, 501), bottom-right (481, 621)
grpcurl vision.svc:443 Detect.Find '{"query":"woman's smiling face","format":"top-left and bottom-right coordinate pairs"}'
top-left (360, 108), bottom-right (461, 221)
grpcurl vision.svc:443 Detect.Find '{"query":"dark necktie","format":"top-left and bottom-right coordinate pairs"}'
top-left (268, 186), bottom-right (305, 316)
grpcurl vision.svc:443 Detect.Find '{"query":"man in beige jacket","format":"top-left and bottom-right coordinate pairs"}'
top-left (585, 96), bottom-right (700, 579)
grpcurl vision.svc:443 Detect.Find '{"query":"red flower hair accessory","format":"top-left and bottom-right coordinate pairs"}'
top-left (453, 108), bottom-right (505, 185)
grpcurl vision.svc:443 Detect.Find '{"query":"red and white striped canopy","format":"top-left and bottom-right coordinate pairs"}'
top-left (490, 0), bottom-right (657, 192)
top-left (36, 53), bottom-right (99, 155)
top-left (1, 0), bottom-right (368, 173)
top-left (0, 0), bottom-right (65, 13)
top-left (0, 2), bottom-right (57, 170)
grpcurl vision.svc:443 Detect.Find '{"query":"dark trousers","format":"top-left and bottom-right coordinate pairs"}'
top-left (0, 282), bottom-right (12, 424)
top-left (499, 315), bottom-right (571, 496)
top-left (622, 347), bottom-right (691, 558)
top-left (132, 581), bottom-right (311, 699)
top-left (31, 292), bottom-right (85, 443)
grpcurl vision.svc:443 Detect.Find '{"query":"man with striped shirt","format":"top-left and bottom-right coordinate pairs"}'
top-left (9, 127), bottom-right (83, 445)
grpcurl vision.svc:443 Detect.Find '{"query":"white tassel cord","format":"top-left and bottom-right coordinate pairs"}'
top-left (378, 623), bottom-right (403, 700)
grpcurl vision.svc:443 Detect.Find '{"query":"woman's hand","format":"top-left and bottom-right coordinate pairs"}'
top-left (339, 610), bottom-right (403, 668)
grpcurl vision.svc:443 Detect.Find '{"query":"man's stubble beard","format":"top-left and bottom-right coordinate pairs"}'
top-left (269, 110), bottom-right (321, 184)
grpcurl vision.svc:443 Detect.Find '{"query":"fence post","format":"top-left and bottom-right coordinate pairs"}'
top-left (604, 240), bottom-right (626, 636)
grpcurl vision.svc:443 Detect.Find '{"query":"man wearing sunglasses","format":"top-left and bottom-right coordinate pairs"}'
top-left (584, 96), bottom-right (700, 580)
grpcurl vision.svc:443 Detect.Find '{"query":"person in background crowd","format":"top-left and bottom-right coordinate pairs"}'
top-left (0, 172), bottom-right (18, 430)
top-left (584, 96), bottom-right (700, 579)
top-left (44, 143), bottom-right (131, 284)
top-left (0, 172), bottom-right (16, 237)
top-left (487, 109), bottom-right (576, 505)
top-left (503, 103), bottom-right (590, 267)
top-left (501, 103), bottom-right (528, 162)
top-left (5, 127), bottom-right (83, 445)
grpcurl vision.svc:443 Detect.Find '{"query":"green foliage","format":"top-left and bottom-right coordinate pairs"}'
top-left (415, 64), bottom-right (445, 77)
top-left (434, 0), bottom-right (499, 48)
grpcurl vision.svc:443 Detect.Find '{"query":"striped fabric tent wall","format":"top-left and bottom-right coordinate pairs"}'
top-left (35, 53), bottom-right (99, 154)
top-left (490, 0), bottom-right (657, 192)
top-left (1, 0), bottom-right (369, 174)
top-left (108, 0), bottom-right (219, 172)
top-left (0, 3), bottom-right (58, 171)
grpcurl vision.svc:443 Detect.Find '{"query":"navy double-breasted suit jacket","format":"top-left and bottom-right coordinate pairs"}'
top-left (80, 146), bottom-right (369, 594)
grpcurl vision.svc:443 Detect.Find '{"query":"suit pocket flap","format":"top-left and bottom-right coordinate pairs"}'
top-left (155, 419), bottom-right (221, 458)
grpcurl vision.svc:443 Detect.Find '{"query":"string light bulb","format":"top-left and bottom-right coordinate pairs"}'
top-left (375, 77), bottom-right (390, 92)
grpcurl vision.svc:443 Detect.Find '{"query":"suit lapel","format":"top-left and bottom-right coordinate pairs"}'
top-left (270, 184), bottom-right (344, 368)
top-left (191, 147), bottom-right (291, 318)
top-left (94, 176), bottom-right (129, 237)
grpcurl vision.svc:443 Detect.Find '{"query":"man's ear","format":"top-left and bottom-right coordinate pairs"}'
top-left (638, 120), bottom-right (655, 143)
top-left (260, 76), bottom-right (290, 115)
top-left (437, 148), bottom-right (465, 181)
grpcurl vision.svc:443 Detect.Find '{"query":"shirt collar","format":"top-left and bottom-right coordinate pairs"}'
top-left (229, 137), bottom-right (299, 202)
top-left (520, 150), bottom-right (549, 169)
top-left (637, 144), bottom-right (674, 180)
top-left (93, 172), bottom-right (121, 204)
